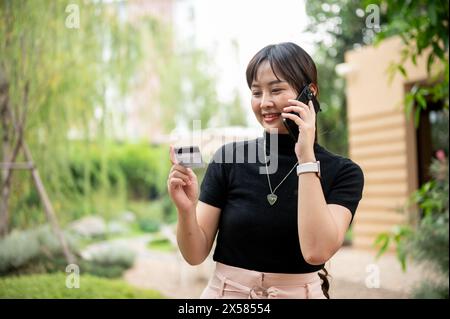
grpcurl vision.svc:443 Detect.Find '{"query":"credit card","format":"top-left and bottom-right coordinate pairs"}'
top-left (174, 146), bottom-right (205, 168)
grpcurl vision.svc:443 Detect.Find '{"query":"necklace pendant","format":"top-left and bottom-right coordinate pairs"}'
top-left (267, 193), bottom-right (277, 206)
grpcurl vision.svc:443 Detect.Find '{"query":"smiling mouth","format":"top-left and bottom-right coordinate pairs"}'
top-left (263, 113), bottom-right (281, 122)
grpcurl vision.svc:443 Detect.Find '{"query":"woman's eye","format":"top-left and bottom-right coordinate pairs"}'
top-left (272, 88), bottom-right (282, 93)
top-left (252, 92), bottom-right (261, 97)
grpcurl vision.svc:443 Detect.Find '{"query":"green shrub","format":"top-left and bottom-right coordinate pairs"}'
top-left (0, 225), bottom-right (137, 279)
top-left (0, 225), bottom-right (79, 275)
top-left (75, 242), bottom-right (137, 278)
top-left (412, 281), bottom-right (449, 299)
top-left (147, 236), bottom-right (176, 252)
top-left (408, 158), bottom-right (449, 298)
top-left (161, 195), bottom-right (178, 224)
top-left (128, 200), bottom-right (166, 232)
top-left (107, 142), bottom-right (170, 200)
top-left (69, 144), bottom-right (126, 195)
top-left (375, 156), bottom-right (449, 298)
top-left (0, 230), bottom-right (40, 273)
top-left (71, 142), bottom-right (171, 199)
top-left (0, 273), bottom-right (164, 298)
top-left (138, 219), bottom-right (160, 233)
top-left (10, 141), bottom-right (175, 229)
top-left (88, 244), bottom-right (136, 269)
top-left (22, 142), bottom-right (173, 226)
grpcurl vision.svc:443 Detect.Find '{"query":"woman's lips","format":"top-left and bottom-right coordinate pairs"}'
top-left (263, 113), bottom-right (281, 123)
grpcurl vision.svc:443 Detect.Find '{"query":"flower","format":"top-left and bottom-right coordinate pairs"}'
top-left (435, 149), bottom-right (446, 162)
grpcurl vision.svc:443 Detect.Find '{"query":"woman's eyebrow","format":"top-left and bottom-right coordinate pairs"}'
top-left (251, 80), bottom-right (286, 88)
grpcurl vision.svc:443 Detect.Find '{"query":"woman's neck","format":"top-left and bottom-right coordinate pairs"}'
top-left (263, 130), bottom-right (297, 156)
top-left (263, 130), bottom-right (320, 157)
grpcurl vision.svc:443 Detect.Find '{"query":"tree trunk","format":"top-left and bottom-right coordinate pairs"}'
top-left (0, 73), bottom-right (10, 237)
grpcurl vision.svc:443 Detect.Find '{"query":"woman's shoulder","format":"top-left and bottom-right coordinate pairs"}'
top-left (315, 143), bottom-right (364, 178)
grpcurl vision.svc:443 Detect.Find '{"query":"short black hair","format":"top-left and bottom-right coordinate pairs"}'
top-left (246, 42), bottom-right (318, 96)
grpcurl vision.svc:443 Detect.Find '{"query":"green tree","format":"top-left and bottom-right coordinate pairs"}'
top-left (0, 0), bottom-right (143, 232)
top-left (369, 0), bottom-right (449, 119)
top-left (305, 0), bottom-right (384, 155)
top-left (0, 1), bottom-right (223, 233)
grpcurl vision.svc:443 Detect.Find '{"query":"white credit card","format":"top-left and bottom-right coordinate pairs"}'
top-left (174, 146), bottom-right (205, 168)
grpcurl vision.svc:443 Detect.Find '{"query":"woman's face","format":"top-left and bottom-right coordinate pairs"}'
top-left (250, 61), bottom-right (297, 134)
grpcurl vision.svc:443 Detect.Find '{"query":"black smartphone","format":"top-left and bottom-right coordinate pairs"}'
top-left (282, 84), bottom-right (321, 141)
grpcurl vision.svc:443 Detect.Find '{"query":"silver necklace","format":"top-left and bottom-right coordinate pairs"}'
top-left (263, 138), bottom-right (298, 206)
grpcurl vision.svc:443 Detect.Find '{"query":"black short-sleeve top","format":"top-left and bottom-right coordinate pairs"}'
top-left (199, 131), bottom-right (364, 274)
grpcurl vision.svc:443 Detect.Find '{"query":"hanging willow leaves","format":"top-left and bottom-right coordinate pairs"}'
top-left (0, 1), bottom-right (146, 227)
top-left (1, 0), bottom-right (224, 229)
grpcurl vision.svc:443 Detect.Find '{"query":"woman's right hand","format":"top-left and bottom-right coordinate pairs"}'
top-left (167, 145), bottom-right (199, 214)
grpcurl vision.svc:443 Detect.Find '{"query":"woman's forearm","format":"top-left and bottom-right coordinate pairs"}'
top-left (297, 162), bottom-right (339, 265)
top-left (176, 207), bottom-right (209, 265)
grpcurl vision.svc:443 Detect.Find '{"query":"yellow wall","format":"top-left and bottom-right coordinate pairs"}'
top-left (344, 36), bottom-right (441, 249)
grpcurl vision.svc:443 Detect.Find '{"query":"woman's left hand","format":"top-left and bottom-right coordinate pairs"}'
top-left (281, 99), bottom-right (316, 163)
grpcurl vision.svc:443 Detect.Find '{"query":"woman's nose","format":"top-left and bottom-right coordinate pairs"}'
top-left (260, 93), bottom-right (273, 108)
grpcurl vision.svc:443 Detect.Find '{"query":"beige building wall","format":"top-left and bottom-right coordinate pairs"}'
top-left (344, 36), bottom-right (441, 249)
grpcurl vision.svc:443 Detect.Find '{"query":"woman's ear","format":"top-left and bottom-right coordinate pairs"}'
top-left (309, 83), bottom-right (318, 97)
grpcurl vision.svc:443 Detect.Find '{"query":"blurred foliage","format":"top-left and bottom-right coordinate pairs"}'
top-left (375, 157), bottom-right (449, 298)
top-left (147, 236), bottom-right (176, 252)
top-left (369, 0), bottom-right (449, 121)
top-left (305, 0), bottom-right (384, 156)
top-left (412, 281), bottom-right (449, 299)
top-left (368, 0), bottom-right (449, 299)
top-left (0, 0), bottom-right (224, 234)
top-left (128, 198), bottom-right (171, 232)
top-left (137, 219), bottom-right (160, 233)
top-left (0, 0), bottom-right (143, 231)
top-left (69, 142), bottom-right (170, 200)
top-left (129, 200), bottom-right (163, 233)
top-left (306, 0), bottom-right (448, 150)
top-left (9, 142), bottom-right (172, 227)
top-left (0, 225), bottom-right (78, 275)
top-left (0, 273), bottom-right (164, 298)
top-left (409, 159), bottom-right (449, 277)
top-left (0, 224), bottom-right (137, 279)
top-left (85, 243), bottom-right (136, 278)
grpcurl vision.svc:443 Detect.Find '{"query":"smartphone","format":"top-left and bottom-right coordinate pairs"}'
top-left (174, 146), bottom-right (205, 168)
top-left (282, 85), bottom-right (321, 141)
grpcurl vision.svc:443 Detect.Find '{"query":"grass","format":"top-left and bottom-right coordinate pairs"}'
top-left (147, 237), bottom-right (176, 252)
top-left (0, 273), bottom-right (165, 299)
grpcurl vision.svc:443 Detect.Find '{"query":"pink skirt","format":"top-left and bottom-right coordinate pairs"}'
top-left (200, 262), bottom-right (327, 299)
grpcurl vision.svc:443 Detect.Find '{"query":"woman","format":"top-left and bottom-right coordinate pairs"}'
top-left (167, 42), bottom-right (364, 299)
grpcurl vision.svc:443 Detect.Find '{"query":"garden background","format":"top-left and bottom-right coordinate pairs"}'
top-left (0, 0), bottom-right (448, 299)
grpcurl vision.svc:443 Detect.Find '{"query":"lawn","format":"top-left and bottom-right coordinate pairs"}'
top-left (0, 273), bottom-right (165, 299)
